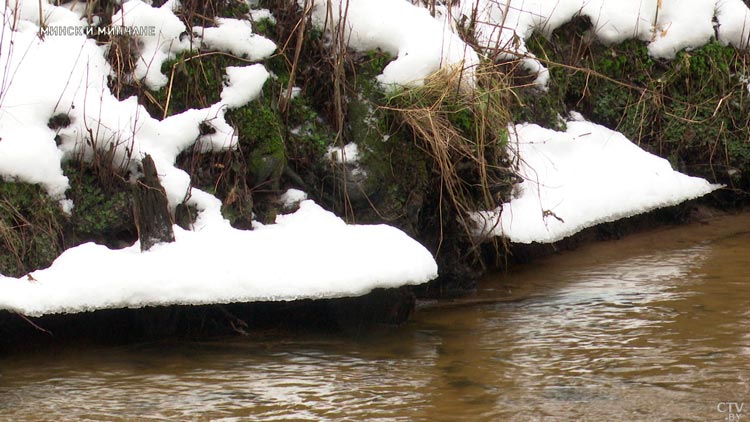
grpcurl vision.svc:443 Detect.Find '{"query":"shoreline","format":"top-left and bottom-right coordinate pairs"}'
top-left (2, 199), bottom-right (742, 353)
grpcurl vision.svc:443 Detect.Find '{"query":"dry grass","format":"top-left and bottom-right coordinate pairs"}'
top-left (384, 62), bottom-right (515, 254)
top-left (0, 212), bottom-right (25, 274)
top-left (0, 195), bottom-right (62, 277)
top-left (264, 0), bottom-right (519, 258)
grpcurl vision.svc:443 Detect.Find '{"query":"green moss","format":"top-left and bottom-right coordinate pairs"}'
top-left (173, 88), bottom-right (287, 226)
top-left (227, 93), bottom-right (286, 188)
top-left (151, 47), bottom-right (296, 226)
top-left (342, 51), bottom-right (393, 152)
top-left (219, 0), bottom-right (250, 18)
top-left (341, 50), bottom-right (514, 243)
top-left (358, 123), bottom-right (431, 225)
top-left (64, 163), bottom-right (136, 247)
top-left (522, 20), bottom-right (750, 194)
top-left (0, 182), bottom-right (63, 277)
top-left (0, 166), bottom-right (136, 276)
top-left (173, 0), bottom-right (250, 26)
top-left (353, 58), bottom-right (424, 179)
top-left (346, 94), bottom-right (386, 148)
top-left (251, 16), bottom-right (276, 38)
top-left (357, 51), bottom-right (391, 89)
top-left (287, 95), bottom-right (335, 156)
top-left (152, 52), bottom-right (246, 117)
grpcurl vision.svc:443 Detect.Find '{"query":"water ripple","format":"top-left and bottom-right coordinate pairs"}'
top-left (2, 219), bottom-right (750, 421)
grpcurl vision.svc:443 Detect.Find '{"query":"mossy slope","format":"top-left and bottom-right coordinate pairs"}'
top-left (518, 18), bottom-right (750, 204)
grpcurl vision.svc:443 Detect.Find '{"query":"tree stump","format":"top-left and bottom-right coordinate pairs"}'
top-left (133, 155), bottom-right (175, 251)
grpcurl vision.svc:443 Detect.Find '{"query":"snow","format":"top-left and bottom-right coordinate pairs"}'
top-left (0, 20), bottom-right (104, 205)
top-left (193, 18), bottom-right (277, 60)
top-left (220, 64), bottom-right (270, 109)
top-left (648, 0), bottom-right (716, 58)
top-left (473, 120), bottom-right (722, 244)
top-left (308, 0), bottom-right (479, 90)
top-left (280, 188), bottom-right (308, 209)
top-left (248, 8), bottom-right (276, 24)
top-left (292, 86), bottom-right (302, 98)
top-left (716, 0), bottom-right (750, 49)
top-left (111, 0), bottom-right (191, 89)
top-left (0, 201), bottom-right (438, 317)
top-left (5, 0), bottom-right (83, 27)
top-left (0, 1), bottom-right (438, 316)
top-left (443, 0), bottom-right (750, 87)
top-left (326, 143), bottom-right (360, 164)
top-left (0, 3), bottom-right (237, 208)
top-left (0, 0), bottom-right (742, 315)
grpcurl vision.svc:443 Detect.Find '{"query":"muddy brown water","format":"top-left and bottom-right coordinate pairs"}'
top-left (1, 214), bottom-right (749, 421)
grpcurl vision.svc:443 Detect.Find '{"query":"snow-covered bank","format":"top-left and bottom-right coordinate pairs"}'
top-left (474, 119), bottom-right (722, 244)
top-left (442, 0), bottom-right (750, 88)
top-left (302, 0), bottom-right (732, 243)
top-left (309, 0), bottom-right (479, 90)
top-left (312, 0), bottom-right (750, 89)
top-left (0, 201), bottom-right (438, 317)
top-left (0, 1), bottom-right (438, 316)
top-left (0, 0), bottom-right (742, 319)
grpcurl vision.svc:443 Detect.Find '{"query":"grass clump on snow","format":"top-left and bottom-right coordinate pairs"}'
top-left (384, 63), bottom-right (515, 245)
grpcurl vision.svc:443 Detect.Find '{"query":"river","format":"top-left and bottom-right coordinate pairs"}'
top-left (1, 213), bottom-right (748, 421)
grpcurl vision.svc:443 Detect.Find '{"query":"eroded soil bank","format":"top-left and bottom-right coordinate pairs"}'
top-left (2, 2), bottom-right (750, 349)
top-left (0, 287), bottom-right (414, 353)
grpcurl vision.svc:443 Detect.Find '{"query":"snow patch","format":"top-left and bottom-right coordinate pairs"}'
top-left (280, 188), bottom-right (308, 209)
top-left (716, 0), bottom-right (750, 49)
top-left (474, 120), bottom-right (721, 244)
top-left (220, 64), bottom-right (270, 109)
top-left (308, 0), bottom-right (479, 90)
top-left (248, 8), bottom-right (276, 24)
top-left (111, 0), bottom-right (191, 89)
top-left (326, 143), bottom-right (360, 164)
top-left (0, 201), bottom-right (438, 317)
top-left (5, 0), bottom-right (84, 27)
top-left (0, 1), bottom-right (437, 316)
top-left (443, 0), bottom-right (750, 87)
top-left (194, 17), bottom-right (276, 60)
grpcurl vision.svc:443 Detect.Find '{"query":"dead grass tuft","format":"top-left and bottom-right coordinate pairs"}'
top-left (384, 62), bottom-right (516, 256)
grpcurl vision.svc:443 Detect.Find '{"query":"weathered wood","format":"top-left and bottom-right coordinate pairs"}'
top-left (133, 155), bottom-right (174, 251)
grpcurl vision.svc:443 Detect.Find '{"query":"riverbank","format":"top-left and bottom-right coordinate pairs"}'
top-left (1, 1), bottom-right (749, 343)
top-left (500, 201), bottom-right (735, 268)
top-left (2, 211), bottom-right (748, 421)
top-left (1, 201), bottom-right (742, 353)
top-left (0, 286), bottom-right (416, 353)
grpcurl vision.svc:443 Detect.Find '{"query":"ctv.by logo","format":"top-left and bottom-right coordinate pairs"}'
top-left (717, 402), bottom-right (745, 421)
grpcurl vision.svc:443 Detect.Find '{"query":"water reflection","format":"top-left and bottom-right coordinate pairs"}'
top-left (1, 339), bottom-right (443, 421)
top-left (1, 215), bottom-right (749, 421)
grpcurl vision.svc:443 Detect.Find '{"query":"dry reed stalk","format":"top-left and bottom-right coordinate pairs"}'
top-left (0, 197), bottom-right (62, 277)
top-left (384, 62), bottom-right (514, 253)
top-left (0, 210), bottom-right (25, 274)
top-left (281, 0), bottom-right (311, 113)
